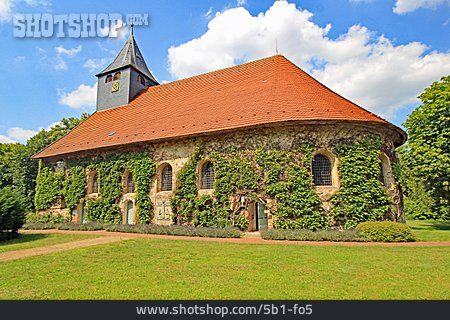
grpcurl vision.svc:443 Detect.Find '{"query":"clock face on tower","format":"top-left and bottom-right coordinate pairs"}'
top-left (111, 82), bottom-right (119, 92)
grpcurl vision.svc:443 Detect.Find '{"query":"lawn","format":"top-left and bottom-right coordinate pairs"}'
top-left (407, 220), bottom-right (450, 241)
top-left (0, 233), bottom-right (98, 253)
top-left (0, 237), bottom-right (449, 300)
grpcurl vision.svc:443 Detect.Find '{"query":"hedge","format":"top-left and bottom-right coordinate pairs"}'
top-left (260, 229), bottom-right (366, 242)
top-left (21, 222), bottom-right (241, 238)
top-left (356, 221), bottom-right (415, 242)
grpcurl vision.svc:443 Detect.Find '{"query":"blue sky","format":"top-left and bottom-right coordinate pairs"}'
top-left (0, 0), bottom-right (449, 143)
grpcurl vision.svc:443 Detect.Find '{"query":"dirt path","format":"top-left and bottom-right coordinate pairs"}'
top-left (20, 229), bottom-right (450, 247)
top-left (0, 236), bottom-right (131, 262)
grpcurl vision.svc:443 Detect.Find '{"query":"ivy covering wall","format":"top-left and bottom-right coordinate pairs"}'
top-left (35, 135), bottom-right (395, 230)
top-left (255, 147), bottom-right (329, 230)
top-left (34, 152), bottom-right (155, 224)
top-left (331, 136), bottom-right (392, 228)
top-left (35, 161), bottom-right (64, 210)
top-left (171, 145), bottom-right (328, 230)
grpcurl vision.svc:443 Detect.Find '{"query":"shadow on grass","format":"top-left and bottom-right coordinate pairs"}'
top-left (410, 221), bottom-right (450, 231)
top-left (0, 233), bottom-right (50, 246)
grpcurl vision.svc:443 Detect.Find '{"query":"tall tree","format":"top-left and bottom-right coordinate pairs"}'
top-left (403, 75), bottom-right (449, 220)
top-left (0, 114), bottom-right (89, 211)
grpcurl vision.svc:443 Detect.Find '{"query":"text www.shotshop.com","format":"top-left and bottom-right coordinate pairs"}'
top-left (136, 303), bottom-right (313, 317)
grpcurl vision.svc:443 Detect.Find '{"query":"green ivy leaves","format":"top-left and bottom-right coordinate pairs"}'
top-left (256, 148), bottom-right (328, 230)
top-left (34, 161), bottom-right (64, 210)
top-left (331, 136), bottom-right (391, 228)
top-left (35, 152), bottom-right (156, 224)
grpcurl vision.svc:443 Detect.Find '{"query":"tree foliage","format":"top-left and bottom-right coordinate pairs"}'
top-left (402, 75), bottom-right (449, 220)
top-left (0, 114), bottom-right (89, 211)
top-left (0, 187), bottom-right (25, 238)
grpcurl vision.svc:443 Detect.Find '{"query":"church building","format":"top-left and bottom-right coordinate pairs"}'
top-left (33, 29), bottom-right (406, 231)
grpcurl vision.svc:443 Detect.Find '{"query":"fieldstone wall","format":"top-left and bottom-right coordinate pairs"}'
top-left (45, 121), bottom-right (404, 227)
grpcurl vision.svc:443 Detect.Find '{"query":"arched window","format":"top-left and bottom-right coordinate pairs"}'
top-left (127, 173), bottom-right (135, 193)
top-left (161, 165), bottom-right (173, 191)
top-left (312, 154), bottom-right (332, 186)
top-left (201, 162), bottom-right (215, 189)
top-left (113, 72), bottom-right (121, 80)
top-left (137, 74), bottom-right (145, 85)
top-left (378, 162), bottom-right (385, 185)
top-left (92, 173), bottom-right (99, 193)
top-left (105, 75), bottom-right (113, 83)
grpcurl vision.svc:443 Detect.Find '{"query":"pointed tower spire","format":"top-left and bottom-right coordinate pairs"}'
top-left (95, 27), bottom-right (158, 111)
top-left (96, 28), bottom-right (157, 83)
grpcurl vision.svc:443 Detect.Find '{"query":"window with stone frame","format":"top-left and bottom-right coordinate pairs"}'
top-left (378, 162), bottom-right (385, 186)
top-left (105, 75), bottom-right (113, 83)
top-left (126, 173), bottom-right (135, 193)
top-left (312, 154), bottom-right (332, 186)
top-left (160, 164), bottom-right (173, 191)
top-left (201, 161), bottom-right (215, 189)
top-left (92, 172), bottom-right (99, 193)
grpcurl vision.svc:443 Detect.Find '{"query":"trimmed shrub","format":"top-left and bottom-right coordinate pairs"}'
top-left (22, 222), bottom-right (59, 230)
top-left (356, 221), bottom-right (415, 242)
top-left (105, 224), bottom-right (241, 238)
top-left (26, 212), bottom-right (68, 224)
top-left (22, 222), bottom-right (241, 238)
top-left (0, 187), bottom-right (25, 240)
top-left (56, 222), bottom-right (105, 231)
top-left (260, 229), bottom-right (366, 242)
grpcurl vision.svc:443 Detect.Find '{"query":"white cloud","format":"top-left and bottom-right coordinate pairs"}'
top-left (52, 45), bottom-right (81, 71)
top-left (55, 45), bottom-right (82, 57)
top-left (83, 58), bottom-right (109, 72)
top-left (237, 0), bottom-right (247, 5)
top-left (0, 134), bottom-right (18, 144)
top-left (58, 83), bottom-right (97, 109)
top-left (54, 57), bottom-right (67, 71)
top-left (7, 127), bottom-right (38, 142)
top-left (204, 7), bottom-right (213, 18)
top-left (40, 121), bottom-right (61, 131)
top-left (23, 0), bottom-right (51, 9)
top-left (168, 0), bottom-right (450, 120)
top-left (0, 0), bottom-right (13, 22)
top-left (0, 0), bottom-right (51, 22)
top-left (0, 120), bottom-right (63, 144)
top-left (99, 18), bottom-right (127, 40)
top-left (393, 0), bottom-right (449, 14)
top-left (14, 55), bottom-right (25, 63)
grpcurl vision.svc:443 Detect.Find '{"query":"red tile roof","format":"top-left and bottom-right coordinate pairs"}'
top-left (34, 55), bottom-right (406, 159)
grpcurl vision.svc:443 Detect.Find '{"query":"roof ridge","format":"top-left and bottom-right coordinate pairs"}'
top-left (149, 55), bottom-right (280, 90)
top-left (33, 54), bottom-right (406, 159)
top-left (96, 55), bottom-right (281, 114)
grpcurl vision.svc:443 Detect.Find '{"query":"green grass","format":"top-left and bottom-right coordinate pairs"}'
top-left (407, 220), bottom-right (450, 241)
top-left (0, 233), bottom-right (98, 253)
top-left (0, 237), bottom-right (449, 299)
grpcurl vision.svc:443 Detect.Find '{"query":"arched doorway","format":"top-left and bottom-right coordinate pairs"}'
top-left (126, 201), bottom-right (134, 224)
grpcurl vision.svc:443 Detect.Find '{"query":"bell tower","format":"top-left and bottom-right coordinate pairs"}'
top-left (95, 26), bottom-right (158, 111)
